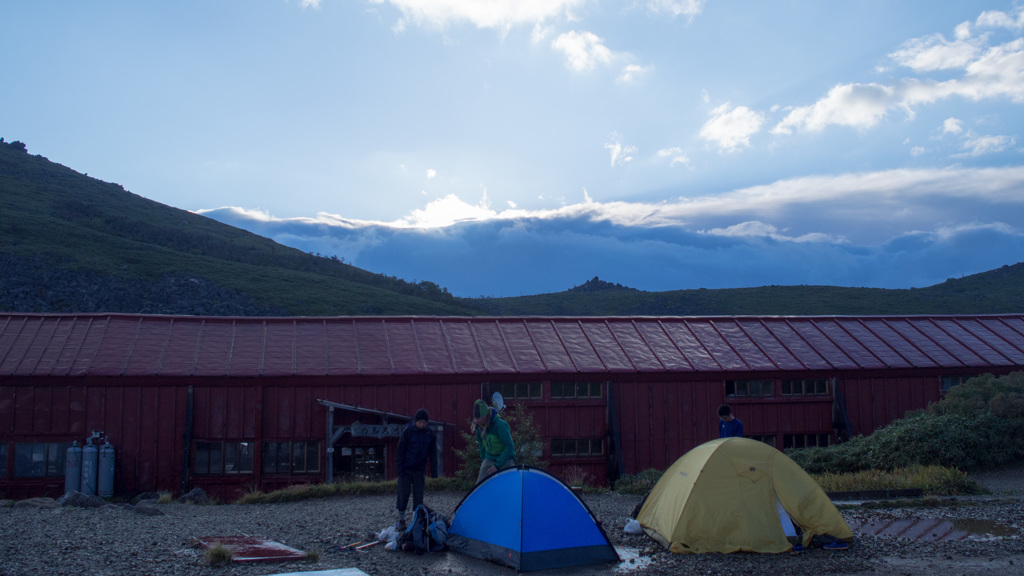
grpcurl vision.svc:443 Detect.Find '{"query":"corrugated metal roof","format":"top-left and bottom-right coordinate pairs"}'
top-left (1, 313), bottom-right (1023, 378)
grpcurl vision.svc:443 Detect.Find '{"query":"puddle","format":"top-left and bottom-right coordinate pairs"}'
top-left (954, 518), bottom-right (1017, 539)
top-left (848, 517), bottom-right (1017, 542)
top-left (614, 546), bottom-right (654, 572)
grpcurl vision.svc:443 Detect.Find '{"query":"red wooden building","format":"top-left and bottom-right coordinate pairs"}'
top-left (2, 313), bottom-right (1023, 501)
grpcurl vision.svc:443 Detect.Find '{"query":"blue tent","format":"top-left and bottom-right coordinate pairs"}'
top-left (446, 467), bottom-right (620, 572)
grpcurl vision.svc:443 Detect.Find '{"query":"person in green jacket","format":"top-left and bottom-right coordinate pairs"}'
top-left (472, 398), bottom-right (515, 484)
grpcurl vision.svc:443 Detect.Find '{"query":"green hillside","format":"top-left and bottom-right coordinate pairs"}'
top-left (0, 139), bottom-right (478, 316)
top-left (465, 268), bottom-right (1024, 316)
top-left (3, 137), bottom-right (1023, 317)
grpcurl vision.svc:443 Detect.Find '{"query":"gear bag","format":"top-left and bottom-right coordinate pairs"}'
top-left (399, 503), bottom-right (448, 554)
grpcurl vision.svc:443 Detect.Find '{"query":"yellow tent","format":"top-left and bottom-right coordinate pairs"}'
top-left (637, 437), bottom-right (853, 554)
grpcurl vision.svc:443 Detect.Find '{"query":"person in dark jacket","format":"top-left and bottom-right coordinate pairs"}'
top-left (395, 408), bottom-right (437, 529)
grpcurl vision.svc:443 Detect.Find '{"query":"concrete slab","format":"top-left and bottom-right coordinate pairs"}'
top-left (266, 565), bottom-right (370, 569)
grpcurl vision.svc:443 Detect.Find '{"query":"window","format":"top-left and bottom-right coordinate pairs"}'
top-left (194, 441), bottom-right (253, 475)
top-left (783, 434), bottom-right (830, 450)
top-left (550, 438), bottom-right (604, 457)
top-left (781, 379), bottom-right (830, 396)
top-left (941, 375), bottom-right (972, 393)
top-left (14, 442), bottom-right (71, 478)
top-left (747, 435), bottom-right (777, 448)
top-left (551, 382), bottom-right (603, 399)
top-left (725, 379), bottom-right (774, 398)
top-left (333, 445), bottom-right (384, 482)
top-left (263, 441), bottom-right (321, 475)
top-left (491, 382), bottom-right (542, 400)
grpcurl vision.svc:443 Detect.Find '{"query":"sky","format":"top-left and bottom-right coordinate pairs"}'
top-left (4, 1), bottom-right (1024, 297)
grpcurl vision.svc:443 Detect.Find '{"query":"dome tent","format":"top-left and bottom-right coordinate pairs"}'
top-left (446, 467), bottom-right (620, 571)
top-left (638, 437), bottom-right (853, 554)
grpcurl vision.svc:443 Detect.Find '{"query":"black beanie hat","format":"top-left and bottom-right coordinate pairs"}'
top-left (414, 408), bottom-right (429, 423)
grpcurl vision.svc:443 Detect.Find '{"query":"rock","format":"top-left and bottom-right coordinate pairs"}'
top-left (130, 492), bottom-right (161, 505)
top-left (133, 503), bottom-right (165, 516)
top-left (177, 488), bottom-right (210, 505)
top-left (14, 497), bottom-right (57, 509)
top-left (57, 490), bottom-right (106, 508)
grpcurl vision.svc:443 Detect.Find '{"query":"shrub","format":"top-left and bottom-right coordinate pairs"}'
top-left (453, 402), bottom-right (547, 484)
top-left (613, 468), bottom-right (665, 494)
top-left (790, 371), bottom-right (1024, 474)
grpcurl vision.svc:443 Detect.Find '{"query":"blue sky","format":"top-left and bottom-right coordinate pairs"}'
top-left (4, 1), bottom-right (1024, 297)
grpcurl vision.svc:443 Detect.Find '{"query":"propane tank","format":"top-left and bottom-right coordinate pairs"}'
top-left (98, 440), bottom-right (116, 498)
top-left (65, 441), bottom-right (82, 493)
top-left (80, 436), bottom-right (99, 496)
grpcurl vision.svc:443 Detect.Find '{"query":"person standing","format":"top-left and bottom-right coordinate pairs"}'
top-left (395, 408), bottom-right (437, 529)
top-left (718, 404), bottom-right (744, 438)
top-left (473, 398), bottom-right (515, 484)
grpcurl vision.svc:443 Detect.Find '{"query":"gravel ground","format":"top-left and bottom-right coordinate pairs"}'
top-left (1, 466), bottom-right (1021, 576)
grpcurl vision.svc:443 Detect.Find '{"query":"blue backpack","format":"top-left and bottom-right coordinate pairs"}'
top-left (400, 504), bottom-right (448, 554)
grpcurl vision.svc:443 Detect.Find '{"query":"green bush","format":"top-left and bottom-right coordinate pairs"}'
top-left (613, 468), bottom-right (665, 494)
top-left (790, 372), bottom-right (1024, 474)
top-left (453, 402), bottom-right (547, 484)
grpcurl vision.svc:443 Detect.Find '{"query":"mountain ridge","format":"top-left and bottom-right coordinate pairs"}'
top-left (3, 138), bottom-right (1023, 317)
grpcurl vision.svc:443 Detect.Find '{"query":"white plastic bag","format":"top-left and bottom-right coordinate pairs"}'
top-left (624, 518), bottom-right (643, 535)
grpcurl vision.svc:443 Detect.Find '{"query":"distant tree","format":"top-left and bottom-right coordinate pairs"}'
top-left (9, 140), bottom-right (27, 153)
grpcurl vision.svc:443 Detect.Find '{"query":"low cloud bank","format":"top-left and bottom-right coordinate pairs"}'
top-left (198, 167), bottom-right (1024, 297)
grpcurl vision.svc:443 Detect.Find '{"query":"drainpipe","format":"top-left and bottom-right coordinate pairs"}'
top-left (180, 385), bottom-right (194, 495)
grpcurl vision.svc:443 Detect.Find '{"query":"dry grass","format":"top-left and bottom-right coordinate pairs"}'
top-left (203, 542), bottom-right (233, 566)
top-left (811, 465), bottom-right (983, 495)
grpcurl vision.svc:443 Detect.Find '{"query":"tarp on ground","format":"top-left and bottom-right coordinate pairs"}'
top-left (447, 466), bottom-right (620, 572)
top-left (637, 437), bottom-right (854, 554)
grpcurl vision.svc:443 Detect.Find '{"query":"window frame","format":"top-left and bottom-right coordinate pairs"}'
top-left (781, 378), bottom-right (830, 396)
top-left (13, 442), bottom-right (72, 478)
top-left (550, 438), bottom-right (604, 458)
top-left (550, 381), bottom-right (604, 400)
top-left (262, 440), bottom-right (322, 475)
top-left (193, 440), bottom-right (255, 476)
top-left (489, 382), bottom-right (543, 401)
top-left (725, 379), bottom-right (775, 398)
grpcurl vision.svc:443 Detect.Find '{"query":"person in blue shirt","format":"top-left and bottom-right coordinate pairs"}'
top-left (718, 404), bottom-right (744, 438)
top-left (395, 408), bottom-right (437, 529)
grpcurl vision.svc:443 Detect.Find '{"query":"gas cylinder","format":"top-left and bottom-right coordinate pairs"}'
top-left (65, 441), bottom-right (82, 493)
top-left (80, 437), bottom-right (99, 496)
top-left (98, 441), bottom-right (116, 497)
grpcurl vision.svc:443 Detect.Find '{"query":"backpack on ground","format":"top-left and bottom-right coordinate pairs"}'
top-left (399, 503), bottom-right (449, 554)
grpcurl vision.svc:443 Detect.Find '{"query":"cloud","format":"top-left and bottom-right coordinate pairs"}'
top-left (656, 147), bottom-right (690, 166)
top-left (774, 11), bottom-right (1024, 136)
top-left (618, 64), bottom-right (653, 83)
top-left (647, 0), bottom-right (708, 18)
top-left (605, 134), bottom-right (638, 166)
top-left (956, 132), bottom-right (1016, 157)
top-left (773, 83), bottom-right (894, 134)
top-left (888, 33), bottom-right (982, 72)
top-left (976, 8), bottom-right (1024, 30)
top-left (369, 0), bottom-right (586, 31)
top-left (552, 30), bottom-right (615, 71)
top-left (943, 117), bottom-right (964, 134)
top-left (426, 169), bottom-right (437, 178)
top-left (701, 103), bottom-right (764, 151)
top-left (199, 165), bottom-right (1024, 295)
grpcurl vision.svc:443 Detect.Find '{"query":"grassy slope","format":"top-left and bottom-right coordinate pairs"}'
top-left (0, 141), bottom-right (479, 316)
